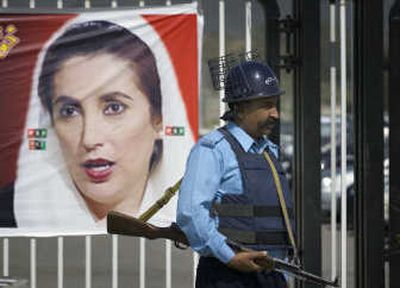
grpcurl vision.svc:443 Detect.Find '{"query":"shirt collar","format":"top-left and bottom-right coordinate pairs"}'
top-left (226, 122), bottom-right (277, 153)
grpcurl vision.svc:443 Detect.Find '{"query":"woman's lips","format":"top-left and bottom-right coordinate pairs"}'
top-left (82, 159), bottom-right (115, 183)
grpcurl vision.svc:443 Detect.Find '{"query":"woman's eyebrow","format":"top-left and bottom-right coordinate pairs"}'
top-left (100, 92), bottom-right (134, 102)
top-left (52, 95), bottom-right (80, 106)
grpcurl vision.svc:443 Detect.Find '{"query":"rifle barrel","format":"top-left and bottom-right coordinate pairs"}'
top-left (274, 258), bottom-right (339, 287)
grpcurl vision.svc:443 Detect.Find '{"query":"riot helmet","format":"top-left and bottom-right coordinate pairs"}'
top-left (223, 61), bottom-right (284, 103)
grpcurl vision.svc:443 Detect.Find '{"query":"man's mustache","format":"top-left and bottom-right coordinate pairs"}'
top-left (259, 118), bottom-right (277, 129)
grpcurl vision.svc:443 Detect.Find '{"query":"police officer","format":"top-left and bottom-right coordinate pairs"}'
top-left (177, 61), bottom-right (294, 288)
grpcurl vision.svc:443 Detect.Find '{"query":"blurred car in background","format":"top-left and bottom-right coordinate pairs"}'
top-left (280, 116), bottom-right (388, 229)
top-left (319, 116), bottom-right (389, 228)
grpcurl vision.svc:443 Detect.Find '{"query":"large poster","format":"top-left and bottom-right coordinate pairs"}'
top-left (0, 4), bottom-right (201, 236)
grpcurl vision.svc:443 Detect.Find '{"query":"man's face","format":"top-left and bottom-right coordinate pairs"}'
top-left (236, 96), bottom-right (279, 139)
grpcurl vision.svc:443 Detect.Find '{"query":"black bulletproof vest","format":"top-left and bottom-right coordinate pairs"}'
top-left (214, 127), bottom-right (295, 253)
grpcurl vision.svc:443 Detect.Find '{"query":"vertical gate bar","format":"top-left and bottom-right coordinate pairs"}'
top-left (245, 1), bottom-right (251, 52)
top-left (138, 4), bottom-right (145, 288)
top-left (192, 252), bottom-right (199, 288)
top-left (30, 1), bottom-right (36, 287)
top-left (191, 0), bottom-right (201, 259)
top-left (29, 0), bottom-right (36, 270)
top-left (2, 239), bottom-right (9, 277)
top-left (218, 0), bottom-right (225, 126)
top-left (112, 235), bottom-right (118, 288)
top-left (30, 239), bottom-right (36, 288)
top-left (85, 236), bottom-right (92, 288)
top-left (2, 0), bottom-right (9, 274)
top-left (58, 237), bottom-right (63, 288)
top-left (165, 240), bottom-right (171, 288)
top-left (329, 0), bottom-right (338, 282)
top-left (140, 238), bottom-right (145, 288)
top-left (339, 1), bottom-right (348, 287)
top-left (165, 3), bottom-right (172, 287)
top-left (354, 0), bottom-right (384, 287)
top-left (164, 3), bottom-right (172, 284)
top-left (138, 1), bottom-right (145, 285)
top-left (1, 0), bottom-right (9, 280)
top-left (294, 1), bottom-right (321, 286)
top-left (389, 2), bottom-right (400, 287)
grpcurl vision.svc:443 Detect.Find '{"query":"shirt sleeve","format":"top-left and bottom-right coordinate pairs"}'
top-left (176, 143), bottom-right (235, 264)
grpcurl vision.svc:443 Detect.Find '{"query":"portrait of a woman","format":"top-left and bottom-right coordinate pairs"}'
top-left (7, 11), bottom-right (197, 234)
top-left (38, 21), bottom-right (163, 220)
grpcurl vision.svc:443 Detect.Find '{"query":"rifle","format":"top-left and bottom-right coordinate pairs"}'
top-left (107, 211), bottom-right (339, 287)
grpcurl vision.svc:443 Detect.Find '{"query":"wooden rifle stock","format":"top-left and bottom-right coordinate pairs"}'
top-left (107, 211), bottom-right (339, 287)
top-left (107, 210), bottom-right (189, 245)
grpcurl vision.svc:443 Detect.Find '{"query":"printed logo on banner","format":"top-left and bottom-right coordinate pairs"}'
top-left (27, 129), bottom-right (47, 150)
top-left (0, 24), bottom-right (20, 60)
top-left (165, 126), bottom-right (185, 136)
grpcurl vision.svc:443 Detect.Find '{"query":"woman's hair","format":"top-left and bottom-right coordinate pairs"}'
top-left (38, 20), bottom-right (163, 171)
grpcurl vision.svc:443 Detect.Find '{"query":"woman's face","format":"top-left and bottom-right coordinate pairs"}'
top-left (52, 53), bottom-right (162, 215)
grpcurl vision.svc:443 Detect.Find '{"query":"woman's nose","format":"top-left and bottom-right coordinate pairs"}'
top-left (81, 115), bottom-right (104, 151)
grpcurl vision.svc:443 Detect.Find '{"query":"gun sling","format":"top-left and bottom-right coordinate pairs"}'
top-left (263, 150), bottom-right (300, 263)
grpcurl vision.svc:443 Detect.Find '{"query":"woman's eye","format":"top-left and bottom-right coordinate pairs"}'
top-left (59, 104), bottom-right (80, 118)
top-left (104, 102), bottom-right (126, 115)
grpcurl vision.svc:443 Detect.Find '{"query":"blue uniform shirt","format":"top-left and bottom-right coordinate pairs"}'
top-left (177, 122), bottom-right (279, 264)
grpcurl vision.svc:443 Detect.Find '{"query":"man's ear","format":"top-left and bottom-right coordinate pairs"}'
top-left (235, 104), bottom-right (245, 121)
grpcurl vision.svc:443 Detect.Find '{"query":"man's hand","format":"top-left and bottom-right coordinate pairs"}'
top-left (227, 251), bottom-right (270, 273)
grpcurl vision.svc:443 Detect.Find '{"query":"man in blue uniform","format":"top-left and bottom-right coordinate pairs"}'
top-left (177, 60), bottom-right (295, 288)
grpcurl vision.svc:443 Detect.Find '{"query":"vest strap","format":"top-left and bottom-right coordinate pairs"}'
top-left (263, 151), bottom-right (300, 263)
top-left (214, 203), bottom-right (294, 218)
top-left (219, 228), bottom-right (289, 245)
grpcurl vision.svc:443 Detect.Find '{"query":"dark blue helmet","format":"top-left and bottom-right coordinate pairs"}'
top-left (223, 61), bottom-right (284, 103)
